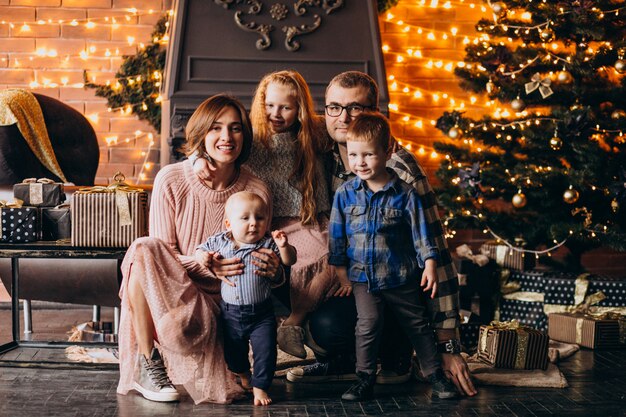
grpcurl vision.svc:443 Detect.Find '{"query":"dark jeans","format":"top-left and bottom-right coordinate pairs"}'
top-left (307, 294), bottom-right (413, 374)
top-left (220, 299), bottom-right (277, 391)
top-left (352, 280), bottom-right (439, 377)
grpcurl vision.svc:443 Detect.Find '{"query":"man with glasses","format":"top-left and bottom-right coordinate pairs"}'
top-left (286, 71), bottom-right (477, 397)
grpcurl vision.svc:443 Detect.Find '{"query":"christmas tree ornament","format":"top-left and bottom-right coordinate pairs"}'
top-left (557, 69), bottom-right (572, 83)
top-left (486, 79), bottom-right (497, 94)
top-left (457, 162), bottom-right (482, 198)
top-left (491, 2), bottom-right (506, 14)
top-left (615, 59), bottom-right (625, 73)
top-left (549, 136), bottom-right (563, 150)
top-left (611, 109), bottom-right (626, 120)
top-left (512, 192), bottom-right (527, 208)
top-left (525, 73), bottom-right (553, 98)
top-left (612, 199), bottom-right (619, 213)
top-left (539, 28), bottom-right (554, 41)
top-left (448, 126), bottom-right (463, 139)
top-left (511, 97), bottom-right (526, 111)
top-left (563, 187), bottom-right (580, 204)
top-left (609, 167), bottom-right (626, 207)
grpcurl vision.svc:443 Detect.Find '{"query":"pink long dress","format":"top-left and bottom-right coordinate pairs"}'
top-left (116, 160), bottom-right (272, 404)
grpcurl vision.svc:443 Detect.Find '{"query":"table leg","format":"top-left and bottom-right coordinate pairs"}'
top-left (11, 258), bottom-right (20, 343)
top-left (114, 307), bottom-right (120, 335)
top-left (92, 305), bottom-right (101, 322)
top-left (23, 300), bottom-right (32, 335)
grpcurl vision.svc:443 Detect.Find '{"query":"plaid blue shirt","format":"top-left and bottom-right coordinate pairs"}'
top-left (325, 143), bottom-right (460, 330)
top-left (328, 170), bottom-right (439, 292)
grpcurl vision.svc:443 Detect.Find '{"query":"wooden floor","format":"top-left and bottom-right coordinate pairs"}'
top-left (0, 304), bottom-right (625, 417)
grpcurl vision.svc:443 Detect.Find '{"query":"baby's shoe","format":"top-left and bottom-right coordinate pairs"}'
top-left (277, 325), bottom-right (307, 358)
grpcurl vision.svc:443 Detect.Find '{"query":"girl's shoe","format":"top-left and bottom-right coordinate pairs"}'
top-left (277, 325), bottom-right (307, 358)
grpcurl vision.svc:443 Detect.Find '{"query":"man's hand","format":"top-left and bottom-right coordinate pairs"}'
top-left (441, 353), bottom-right (477, 396)
top-left (333, 266), bottom-right (352, 297)
top-left (251, 248), bottom-right (280, 278)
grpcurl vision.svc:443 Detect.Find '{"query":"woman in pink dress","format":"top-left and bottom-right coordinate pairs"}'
top-left (116, 94), bottom-right (280, 404)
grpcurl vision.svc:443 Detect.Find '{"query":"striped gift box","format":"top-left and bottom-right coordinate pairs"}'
top-left (477, 322), bottom-right (549, 370)
top-left (71, 181), bottom-right (148, 247)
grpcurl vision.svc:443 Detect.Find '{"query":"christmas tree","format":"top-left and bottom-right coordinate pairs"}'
top-left (434, 0), bottom-right (626, 270)
top-left (85, 15), bottom-right (168, 133)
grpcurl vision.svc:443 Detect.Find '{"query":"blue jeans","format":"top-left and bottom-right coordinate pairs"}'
top-left (220, 299), bottom-right (277, 390)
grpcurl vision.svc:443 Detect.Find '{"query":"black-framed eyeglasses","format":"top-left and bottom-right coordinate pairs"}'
top-left (324, 104), bottom-right (375, 117)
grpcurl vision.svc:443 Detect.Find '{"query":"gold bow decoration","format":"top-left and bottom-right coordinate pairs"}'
top-left (456, 244), bottom-right (490, 267)
top-left (76, 172), bottom-right (144, 227)
top-left (525, 73), bottom-right (553, 98)
top-left (21, 177), bottom-right (59, 205)
top-left (479, 320), bottom-right (530, 369)
top-left (543, 274), bottom-right (626, 316)
top-left (0, 198), bottom-right (24, 208)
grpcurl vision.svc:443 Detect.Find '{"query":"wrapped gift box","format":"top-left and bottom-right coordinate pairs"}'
top-left (499, 294), bottom-right (547, 331)
top-left (480, 242), bottom-right (535, 271)
top-left (1, 207), bottom-right (38, 243)
top-left (548, 313), bottom-right (624, 349)
top-left (507, 270), bottom-right (546, 293)
top-left (71, 184), bottom-right (148, 247)
top-left (67, 321), bottom-right (117, 343)
top-left (13, 180), bottom-right (65, 207)
top-left (544, 274), bottom-right (626, 309)
top-left (477, 323), bottom-right (549, 370)
top-left (40, 206), bottom-right (71, 241)
top-left (460, 322), bottom-right (482, 351)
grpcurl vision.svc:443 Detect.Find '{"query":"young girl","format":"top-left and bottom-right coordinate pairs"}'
top-left (192, 70), bottom-right (334, 358)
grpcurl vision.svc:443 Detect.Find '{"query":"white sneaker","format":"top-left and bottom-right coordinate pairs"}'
top-left (133, 348), bottom-right (180, 402)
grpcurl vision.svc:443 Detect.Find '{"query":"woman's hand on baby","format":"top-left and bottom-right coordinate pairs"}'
top-left (194, 249), bottom-right (213, 268)
top-left (251, 248), bottom-right (280, 278)
top-left (211, 252), bottom-right (244, 279)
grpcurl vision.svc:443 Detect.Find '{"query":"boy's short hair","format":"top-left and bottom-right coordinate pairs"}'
top-left (225, 191), bottom-right (268, 218)
top-left (346, 112), bottom-right (393, 153)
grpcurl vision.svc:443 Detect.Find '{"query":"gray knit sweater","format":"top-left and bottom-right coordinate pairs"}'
top-left (245, 131), bottom-right (330, 218)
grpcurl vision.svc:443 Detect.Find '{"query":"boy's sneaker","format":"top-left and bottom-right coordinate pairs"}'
top-left (341, 372), bottom-right (375, 401)
top-left (286, 361), bottom-right (358, 383)
top-left (133, 347), bottom-right (180, 402)
top-left (428, 369), bottom-right (459, 399)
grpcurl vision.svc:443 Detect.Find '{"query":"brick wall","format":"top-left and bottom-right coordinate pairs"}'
top-left (0, 0), bottom-right (170, 185)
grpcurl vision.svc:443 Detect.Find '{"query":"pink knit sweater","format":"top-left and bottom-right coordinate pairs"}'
top-left (149, 159), bottom-right (272, 285)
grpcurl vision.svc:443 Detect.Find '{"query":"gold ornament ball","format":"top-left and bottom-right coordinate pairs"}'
top-left (448, 126), bottom-right (462, 139)
top-left (563, 188), bottom-right (579, 204)
top-left (557, 70), bottom-right (572, 83)
top-left (549, 136), bottom-right (563, 150)
top-left (615, 59), bottom-right (626, 73)
top-left (611, 199), bottom-right (619, 213)
top-left (540, 28), bottom-right (553, 41)
top-left (512, 192), bottom-right (527, 208)
top-left (611, 109), bottom-right (626, 119)
top-left (511, 98), bottom-right (526, 111)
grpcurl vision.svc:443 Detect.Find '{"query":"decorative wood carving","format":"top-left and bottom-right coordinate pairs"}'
top-left (219, 0), bottom-right (343, 51)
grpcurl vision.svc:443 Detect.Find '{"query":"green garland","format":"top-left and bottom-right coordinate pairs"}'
top-left (85, 15), bottom-right (167, 133)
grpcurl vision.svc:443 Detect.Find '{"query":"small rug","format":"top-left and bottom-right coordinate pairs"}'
top-left (64, 344), bottom-right (315, 375)
top-left (464, 353), bottom-right (569, 388)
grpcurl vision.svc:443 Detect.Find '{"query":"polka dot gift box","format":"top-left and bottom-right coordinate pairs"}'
top-left (544, 274), bottom-right (626, 309)
top-left (1, 206), bottom-right (38, 243)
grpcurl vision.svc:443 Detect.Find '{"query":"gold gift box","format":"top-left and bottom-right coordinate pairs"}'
top-left (480, 242), bottom-right (535, 271)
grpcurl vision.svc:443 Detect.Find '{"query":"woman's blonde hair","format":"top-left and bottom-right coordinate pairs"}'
top-left (250, 70), bottom-right (329, 225)
top-left (182, 94), bottom-right (253, 167)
